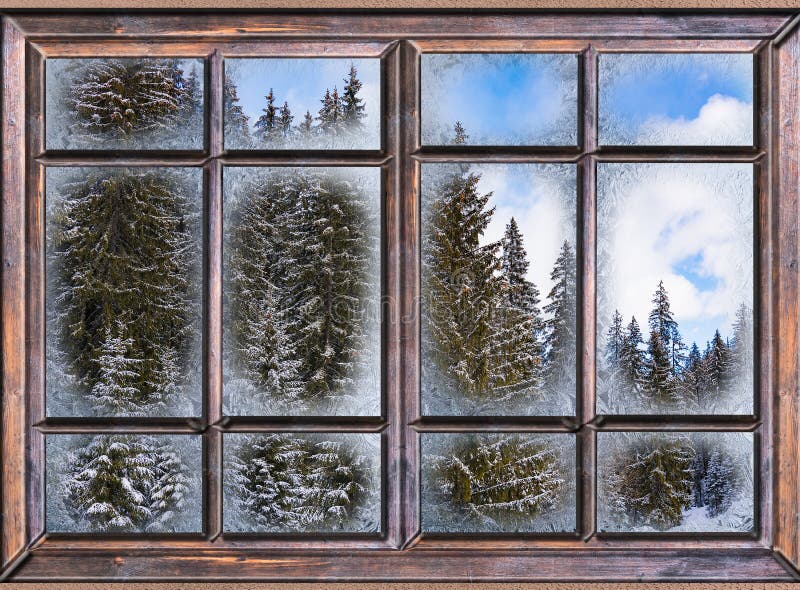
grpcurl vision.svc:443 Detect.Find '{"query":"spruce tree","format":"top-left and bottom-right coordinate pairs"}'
top-left (607, 436), bottom-right (695, 530)
top-left (341, 63), bottom-right (366, 128)
top-left (705, 330), bottom-right (731, 399)
top-left (254, 88), bottom-right (278, 140)
top-left (423, 171), bottom-right (501, 401)
top-left (726, 304), bottom-right (753, 390)
top-left (317, 88), bottom-right (335, 131)
top-left (223, 75), bottom-right (251, 143)
top-left (492, 218), bottom-right (545, 391)
top-left (542, 240), bottom-right (577, 392)
top-left (648, 281), bottom-right (679, 351)
top-left (619, 317), bottom-right (646, 392)
top-left (278, 101), bottom-right (294, 138)
top-left (429, 435), bottom-right (564, 528)
top-left (646, 328), bottom-right (676, 404)
top-left (702, 450), bottom-right (739, 517)
top-left (229, 171), bottom-right (373, 406)
top-left (69, 58), bottom-right (192, 141)
top-left (52, 170), bottom-right (196, 414)
top-left (63, 435), bottom-right (190, 531)
top-left (682, 342), bottom-right (707, 406)
top-left (605, 310), bottom-right (626, 366)
top-left (453, 120), bottom-right (469, 145)
top-left (231, 434), bottom-right (369, 531)
top-left (299, 110), bottom-right (314, 135)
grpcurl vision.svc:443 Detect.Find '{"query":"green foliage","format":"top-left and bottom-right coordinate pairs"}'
top-left (63, 435), bottom-right (189, 532)
top-left (232, 434), bottom-right (369, 531)
top-left (429, 435), bottom-right (564, 528)
top-left (606, 435), bottom-right (695, 530)
top-left (69, 59), bottom-right (195, 139)
top-left (228, 171), bottom-right (374, 407)
top-left (52, 170), bottom-right (197, 414)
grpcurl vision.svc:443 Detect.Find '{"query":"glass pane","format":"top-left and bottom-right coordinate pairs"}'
top-left (422, 163), bottom-right (576, 416)
top-left (46, 58), bottom-right (205, 150)
top-left (224, 58), bottom-right (381, 150)
top-left (596, 163), bottom-right (754, 415)
top-left (597, 431), bottom-right (754, 533)
top-left (421, 432), bottom-right (576, 533)
top-left (223, 432), bottom-right (381, 533)
top-left (46, 167), bottom-right (203, 417)
top-left (599, 53), bottom-right (753, 146)
top-left (421, 53), bottom-right (578, 146)
top-left (46, 434), bottom-right (202, 533)
top-left (223, 167), bottom-right (381, 416)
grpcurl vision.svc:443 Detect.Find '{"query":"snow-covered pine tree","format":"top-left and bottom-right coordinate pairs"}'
top-left (605, 310), bottom-right (625, 365)
top-left (704, 330), bottom-right (731, 399)
top-left (230, 434), bottom-right (369, 531)
top-left (619, 317), bottom-right (646, 392)
top-left (229, 171), bottom-right (373, 407)
top-left (492, 217), bottom-right (545, 392)
top-left (701, 449), bottom-right (739, 517)
top-left (429, 435), bottom-right (564, 529)
top-left (317, 87), bottom-right (344, 135)
top-left (724, 304), bottom-right (753, 392)
top-left (542, 240), bottom-right (577, 393)
top-left (648, 281), bottom-right (679, 352)
top-left (299, 110), bottom-right (314, 135)
top-left (423, 171), bottom-right (501, 402)
top-left (52, 170), bottom-right (196, 414)
top-left (254, 88), bottom-right (279, 141)
top-left (223, 75), bottom-right (251, 144)
top-left (646, 328), bottom-right (677, 404)
top-left (341, 63), bottom-right (366, 129)
top-left (63, 435), bottom-right (190, 532)
top-left (452, 120), bottom-right (469, 145)
top-left (682, 342), bottom-right (708, 407)
top-left (68, 59), bottom-right (191, 141)
top-left (278, 101), bottom-right (294, 139)
top-left (606, 435), bottom-right (695, 530)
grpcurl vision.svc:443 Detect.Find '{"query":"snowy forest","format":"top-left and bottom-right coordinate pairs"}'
top-left (224, 433), bottom-right (381, 533)
top-left (422, 132), bottom-right (576, 416)
top-left (223, 167), bottom-right (381, 416)
top-left (422, 433), bottom-right (575, 533)
top-left (46, 434), bottom-right (202, 533)
top-left (46, 167), bottom-right (202, 417)
top-left (224, 60), bottom-right (378, 150)
top-left (601, 281), bottom-right (752, 414)
top-left (46, 58), bottom-right (204, 150)
top-left (598, 432), bottom-right (753, 532)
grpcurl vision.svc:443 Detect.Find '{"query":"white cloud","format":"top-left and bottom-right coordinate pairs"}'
top-left (637, 94), bottom-right (753, 146)
top-left (599, 163), bottom-right (753, 342)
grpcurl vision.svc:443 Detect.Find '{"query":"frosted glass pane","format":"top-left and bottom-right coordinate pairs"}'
top-left (421, 54), bottom-right (578, 146)
top-left (46, 58), bottom-right (204, 150)
top-left (223, 167), bottom-right (381, 416)
top-left (596, 163), bottom-right (754, 415)
top-left (223, 432), bottom-right (381, 533)
top-left (597, 432), bottom-right (754, 533)
top-left (421, 163), bottom-right (576, 416)
top-left (599, 53), bottom-right (754, 146)
top-left (421, 432), bottom-right (576, 533)
top-left (46, 167), bottom-right (203, 417)
top-left (224, 58), bottom-right (381, 150)
top-left (46, 434), bottom-right (202, 533)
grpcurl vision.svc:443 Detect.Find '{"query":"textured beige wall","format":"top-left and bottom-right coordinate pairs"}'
top-left (2, 1), bottom-right (797, 587)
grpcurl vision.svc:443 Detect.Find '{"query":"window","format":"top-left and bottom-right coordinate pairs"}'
top-left (2, 11), bottom-right (800, 582)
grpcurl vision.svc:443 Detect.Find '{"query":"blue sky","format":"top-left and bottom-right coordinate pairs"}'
top-left (225, 58), bottom-right (380, 144)
top-left (598, 163), bottom-right (753, 347)
top-left (599, 53), bottom-right (753, 145)
top-left (421, 54), bottom-right (577, 146)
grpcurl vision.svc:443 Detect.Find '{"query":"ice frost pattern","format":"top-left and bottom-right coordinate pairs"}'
top-left (598, 432), bottom-right (753, 533)
top-left (224, 433), bottom-right (381, 533)
top-left (597, 163), bottom-right (754, 415)
top-left (421, 53), bottom-right (578, 146)
top-left (599, 53), bottom-right (753, 146)
top-left (46, 58), bottom-right (204, 150)
top-left (46, 434), bottom-right (202, 533)
top-left (422, 163), bottom-right (577, 416)
top-left (46, 167), bottom-right (203, 417)
top-left (224, 58), bottom-right (381, 150)
top-left (421, 433), bottom-right (576, 533)
top-left (223, 167), bottom-right (381, 416)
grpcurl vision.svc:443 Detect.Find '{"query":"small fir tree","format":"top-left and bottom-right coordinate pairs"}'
top-left (278, 101), bottom-right (294, 138)
top-left (254, 88), bottom-right (278, 140)
top-left (452, 120), bottom-right (469, 145)
top-left (63, 435), bottom-right (190, 531)
top-left (542, 240), bottom-right (577, 392)
top-left (341, 63), bottom-right (366, 128)
top-left (223, 75), bottom-right (251, 143)
top-left (702, 450), bottom-right (739, 517)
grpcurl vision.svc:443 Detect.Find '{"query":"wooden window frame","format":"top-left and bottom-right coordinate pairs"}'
top-left (1, 10), bottom-right (799, 582)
